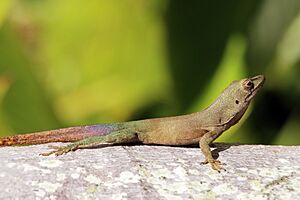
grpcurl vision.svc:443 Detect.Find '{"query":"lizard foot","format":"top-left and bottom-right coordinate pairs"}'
top-left (40, 144), bottom-right (78, 156)
top-left (201, 159), bottom-right (225, 172)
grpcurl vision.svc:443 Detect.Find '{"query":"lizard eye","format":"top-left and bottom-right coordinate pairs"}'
top-left (243, 80), bottom-right (254, 90)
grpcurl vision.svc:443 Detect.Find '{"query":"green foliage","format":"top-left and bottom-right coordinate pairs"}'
top-left (0, 0), bottom-right (10, 27)
top-left (0, 1), bottom-right (299, 145)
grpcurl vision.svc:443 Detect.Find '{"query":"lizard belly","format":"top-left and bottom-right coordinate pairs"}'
top-left (138, 126), bottom-right (208, 145)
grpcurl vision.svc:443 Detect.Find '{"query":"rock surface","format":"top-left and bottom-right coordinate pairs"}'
top-left (0, 143), bottom-right (299, 199)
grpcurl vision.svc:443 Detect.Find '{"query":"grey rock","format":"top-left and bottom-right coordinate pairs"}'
top-left (0, 143), bottom-right (299, 199)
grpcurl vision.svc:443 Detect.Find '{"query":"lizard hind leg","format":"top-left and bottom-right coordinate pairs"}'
top-left (40, 129), bottom-right (139, 156)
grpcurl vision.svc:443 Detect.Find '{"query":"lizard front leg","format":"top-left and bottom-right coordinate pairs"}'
top-left (40, 129), bottom-right (139, 156)
top-left (199, 130), bottom-right (224, 172)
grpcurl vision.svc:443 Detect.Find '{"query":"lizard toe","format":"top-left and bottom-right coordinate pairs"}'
top-left (54, 150), bottom-right (65, 156)
top-left (47, 145), bottom-right (62, 149)
top-left (39, 152), bottom-right (53, 156)
top-left (200, 159), bottom-right (209, 165)
top-left (209, 159), bottom-right (225, 172)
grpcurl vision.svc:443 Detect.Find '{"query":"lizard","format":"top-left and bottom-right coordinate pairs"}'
top-left (0, 75), bottom-right (265, 171)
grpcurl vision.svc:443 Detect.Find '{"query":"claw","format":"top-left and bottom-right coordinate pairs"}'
top-left (210, 160), bottom-right (224, 172)
top-left (200, 159), bottom-right (209, 165)
top-left (201, 159), bottom-right (225, 172)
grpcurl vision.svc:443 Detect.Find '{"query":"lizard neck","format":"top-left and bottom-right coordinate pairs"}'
top-left (192, 95), bottom-right (250, 127)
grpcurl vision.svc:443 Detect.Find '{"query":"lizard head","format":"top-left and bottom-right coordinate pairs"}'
top-left (233, 74), bottom-right (265, 106)
top-left (211, 74), bottom-right (265, 126)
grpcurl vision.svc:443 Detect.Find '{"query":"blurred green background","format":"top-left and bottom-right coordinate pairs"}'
top-left (0, 0), bottom-right (299, 145)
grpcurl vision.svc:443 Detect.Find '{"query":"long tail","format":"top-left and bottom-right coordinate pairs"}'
top-left (0, 124), bottom-right (124, 146)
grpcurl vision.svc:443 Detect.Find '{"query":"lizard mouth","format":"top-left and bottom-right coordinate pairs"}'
top-left (246, 75), bottom-right (265, 101)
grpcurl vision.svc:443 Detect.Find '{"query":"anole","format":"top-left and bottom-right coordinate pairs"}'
top-left (0, 75), bottom-right (265, 171)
